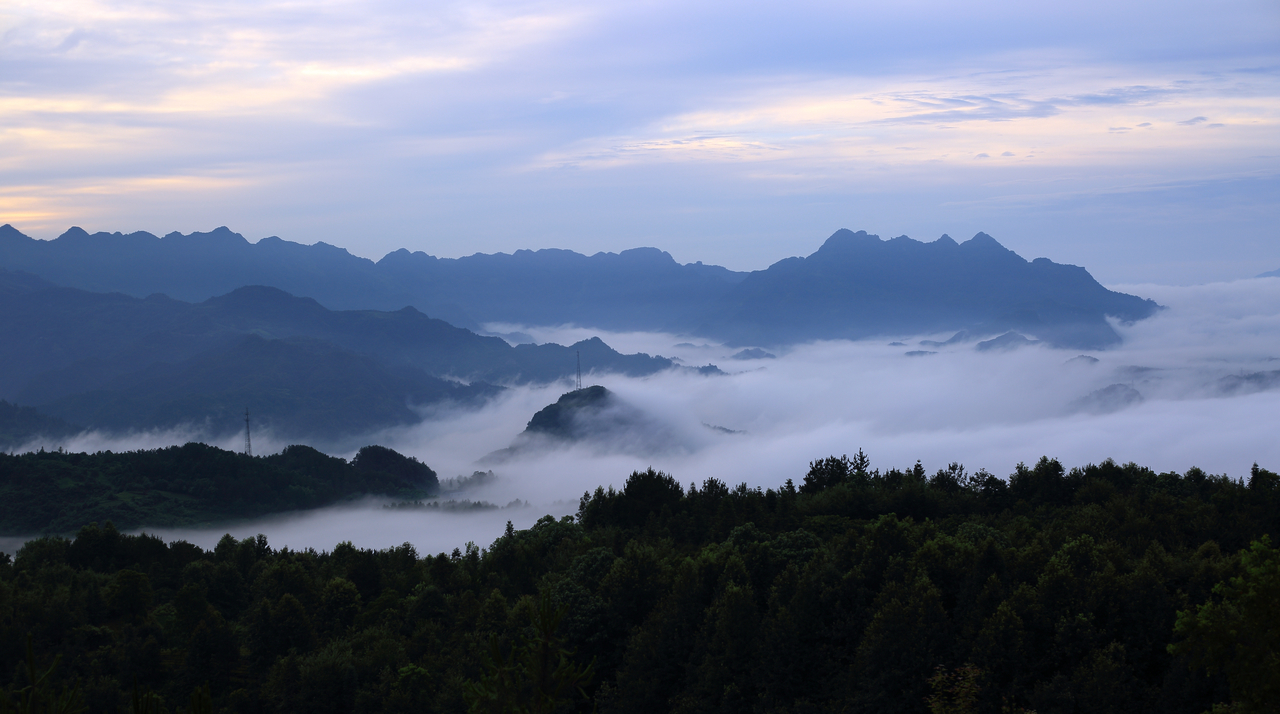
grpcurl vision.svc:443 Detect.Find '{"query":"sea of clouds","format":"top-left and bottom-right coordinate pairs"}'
top-left (11, 277), bottom-right (1280, 556)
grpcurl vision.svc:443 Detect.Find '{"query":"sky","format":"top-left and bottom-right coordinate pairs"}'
top-left (1, 0), bottom-right (1278, 284)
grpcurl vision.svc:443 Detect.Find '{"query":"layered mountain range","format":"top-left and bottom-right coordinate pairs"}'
top-left (0, 224), bottom-right (742, 333)
top-left (0, 224), bottom-right (1157, 348)
top-left (0, 270), bottom-right (673, 445)
top-left (0, 224), bottom-right (1160, 446)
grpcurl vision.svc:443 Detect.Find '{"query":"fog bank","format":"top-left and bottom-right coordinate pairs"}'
top-left (9, 278), bottom-right (1279, 555)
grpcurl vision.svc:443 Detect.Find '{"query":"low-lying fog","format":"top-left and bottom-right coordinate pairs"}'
top-left (14, 277), bottom-right (1280, 556)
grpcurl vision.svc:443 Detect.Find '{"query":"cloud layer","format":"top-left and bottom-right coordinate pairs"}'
top-left (13, 276), bottom-right (1277, 555)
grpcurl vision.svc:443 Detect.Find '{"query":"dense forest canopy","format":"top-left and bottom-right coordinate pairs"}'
top-left (0, 452), bottom-right (1276, 713)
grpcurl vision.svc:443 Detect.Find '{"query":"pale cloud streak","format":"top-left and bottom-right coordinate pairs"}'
top-left (2, 0), bottom-right (586, 113)
top-left (532, 69), bottom-right (1280, 175)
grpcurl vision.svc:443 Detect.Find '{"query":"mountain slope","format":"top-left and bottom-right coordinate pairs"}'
top-left (693, 231), bottom-right (1159, 348)
top-left (38, 335), bottom-right (498, 441)
top-left (0, 401), bottom-right (83, 451)
top-left (0, 277), bottom-right (674, 442)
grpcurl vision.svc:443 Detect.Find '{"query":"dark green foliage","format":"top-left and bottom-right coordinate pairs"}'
top-left (0, 455), bottom-right (1275, 713)
top-left (523, 386), bottom-right (611, 439)
top-left (577, 468), bottom-right (684, 530)
top-left (801, 454), bottom-right (853, 494)
top-left (0, 442), bottom-right (437, 534)
top-left (465, 594), bottom-right (595, 714)
top-left (0, 635), bottom-right (86, 713)
top-left (1169, 534), bottom-right (1280, 713)
top-left (352, 446), bottom-right (438, 491)
top-left (925, 665), bottom-right (983, 714)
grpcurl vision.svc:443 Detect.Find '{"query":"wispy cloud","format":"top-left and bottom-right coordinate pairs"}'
top-left (529, 69), bottom-right (1280, 176)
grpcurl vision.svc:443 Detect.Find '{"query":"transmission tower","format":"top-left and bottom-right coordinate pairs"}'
top-left (244, 407), bottom-right (252, 457)
top-left (576, 350), bottom-right (582, 390)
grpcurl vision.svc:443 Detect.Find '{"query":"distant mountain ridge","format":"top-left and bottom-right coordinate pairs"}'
top-left (694, 230), bottom-right (1158, 348)
top-left (0, 224), bottom-right (743, 332)
top-left (0, 224), bottom-right (1158, 348)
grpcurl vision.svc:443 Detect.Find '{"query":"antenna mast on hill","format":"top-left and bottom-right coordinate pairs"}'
top-left (244, 408), bottom-right (252, 457)
top-left (576, 351), bottom-right (582, 390)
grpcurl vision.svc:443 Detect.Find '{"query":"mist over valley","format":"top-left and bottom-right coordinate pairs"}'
top-left (2, 229), bottom-right (1276, 554)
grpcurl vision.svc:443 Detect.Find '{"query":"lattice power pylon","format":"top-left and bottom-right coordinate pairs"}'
top-left (244, 407), bottom-right (252, 457)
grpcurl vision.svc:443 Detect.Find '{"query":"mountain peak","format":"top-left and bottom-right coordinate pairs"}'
top-left (825, 228), bottom-right (874, 242)
top-left (201, 285), bottom-right (328, 316)
top-left (961, 232), bottom-right (1007, 250)
top-left (197, 227), bottom-right (248, 244)
top-left (0, 224), bottom-right (31, 243)
top-left (616, 246), bottom-right (677, 265)
top-left (815, 229), bottom-right (880, 255)
top-left (58, 226), bottom-right (92, 241)
top-left (524, 385), bottom-right (613, 438)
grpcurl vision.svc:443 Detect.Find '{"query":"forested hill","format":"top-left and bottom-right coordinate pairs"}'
top-left (1, 454), bottom-right (1276, 712)
top-left (0, 443), bottom-right (437, 534)
top-left (0, 225), bottom-right (1156, 348)
top-left (0, 272), bottom-right (675, 444)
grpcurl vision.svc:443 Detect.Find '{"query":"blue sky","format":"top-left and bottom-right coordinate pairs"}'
top-left (2, 0), bottom-right (1277, 283)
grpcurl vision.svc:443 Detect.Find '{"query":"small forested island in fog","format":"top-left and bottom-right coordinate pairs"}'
top-left (0, 443), bottom-right (438, 534)
top-left (0, 452), bottom-right (1275, 712)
